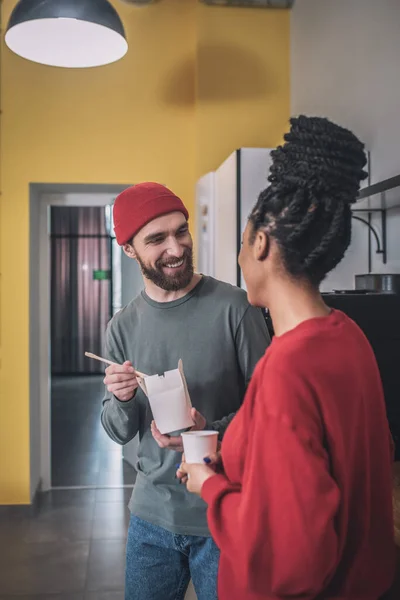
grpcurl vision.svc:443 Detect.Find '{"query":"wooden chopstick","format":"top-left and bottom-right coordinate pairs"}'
top-left (84, 352), bottom-right (147, 378)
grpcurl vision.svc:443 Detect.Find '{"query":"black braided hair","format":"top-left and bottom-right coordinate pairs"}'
top-left (249, 115), bottom-right (368, 286)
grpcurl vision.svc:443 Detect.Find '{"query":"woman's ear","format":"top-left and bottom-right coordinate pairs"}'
top-left (123, 243), bottom-right (136, 259)
top-left (253, 230), bottom-right (269, 261)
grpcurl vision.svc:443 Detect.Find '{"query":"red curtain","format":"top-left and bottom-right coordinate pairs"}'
top-left (51, 206), bottom-right (112, 374)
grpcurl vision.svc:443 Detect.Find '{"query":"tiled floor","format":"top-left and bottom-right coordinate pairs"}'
top-left (0, 377), bottom-right (198, 599)
top-left (51, 376), bottom-right (136, 488)
top-left (0, 487), bottom-right (130, 598)
top-left (0, 487), bottom-right (198, 598)
top-left (0, 376), bottom-right (135, 598)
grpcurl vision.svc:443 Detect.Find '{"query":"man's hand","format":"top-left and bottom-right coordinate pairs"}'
top-left (151, 408), bottom-right (207, 452)
top-left (104, 361), bottom-right (139, 402)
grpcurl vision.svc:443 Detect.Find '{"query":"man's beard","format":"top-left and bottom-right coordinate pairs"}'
top-left (135, 247), bottom-right (194, 292)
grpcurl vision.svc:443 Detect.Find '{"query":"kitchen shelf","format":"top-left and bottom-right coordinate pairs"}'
top-left (351, 172), bottom-right (400, 271)
top-left (355, 174), bottom-right (400, 211)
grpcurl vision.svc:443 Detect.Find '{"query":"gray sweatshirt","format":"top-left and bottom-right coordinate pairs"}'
top-left (101, 276), bottom-right (270, 536)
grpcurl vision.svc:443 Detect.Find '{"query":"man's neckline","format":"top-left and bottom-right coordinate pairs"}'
top-left (141, 275), bottom-right (207, 309)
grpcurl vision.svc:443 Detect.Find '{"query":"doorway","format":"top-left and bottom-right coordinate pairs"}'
top-left (49, 204), bottom-right (132, 488)
top-left (29, 184), bottom-right (140, 493)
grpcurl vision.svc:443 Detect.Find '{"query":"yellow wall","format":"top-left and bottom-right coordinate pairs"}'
top-left (195, 4), bottom-right (290, 177)
top-left (0, 0), bottom-right (289, 504)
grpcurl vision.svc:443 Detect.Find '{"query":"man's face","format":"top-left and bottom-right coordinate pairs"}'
top-left (124, 212), bottom-right (194, 292)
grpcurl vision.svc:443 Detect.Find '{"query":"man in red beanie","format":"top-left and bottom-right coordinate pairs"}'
top-left (101, 182), bottom-right (270, 600)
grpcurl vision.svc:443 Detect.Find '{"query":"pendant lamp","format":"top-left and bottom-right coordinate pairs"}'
top-left (5, 0), bottom-right (128, 68)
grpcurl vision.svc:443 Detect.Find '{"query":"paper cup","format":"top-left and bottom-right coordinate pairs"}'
top-left (181, 431), bottom-right (218, 464)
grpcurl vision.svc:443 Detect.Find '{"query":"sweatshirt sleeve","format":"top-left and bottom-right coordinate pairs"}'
top-left (202, 372), bottom-right (340, 597)
top-left (100, 320), bottom-right (141, 445)
top-left (235, 305), bottom-right (270, 387)
top-left (209, 306), bottom-right (270, 437)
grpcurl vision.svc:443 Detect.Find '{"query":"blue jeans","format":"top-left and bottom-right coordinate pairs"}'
top-left (125, 515), bottom-right (219, 600)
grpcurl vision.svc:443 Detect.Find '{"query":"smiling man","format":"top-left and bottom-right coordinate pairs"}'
top-left (101, 182), bottom-right (270, 600)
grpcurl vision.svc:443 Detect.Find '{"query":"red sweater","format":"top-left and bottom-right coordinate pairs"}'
top-left (202, 310), bottom-right (395, 600)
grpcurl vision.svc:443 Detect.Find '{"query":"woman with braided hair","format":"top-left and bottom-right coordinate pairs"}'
top-left (178, 116), bottom-right (396, 599)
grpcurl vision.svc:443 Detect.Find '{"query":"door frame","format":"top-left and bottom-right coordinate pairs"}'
top-left (30, 183), bottom-right (130, 493)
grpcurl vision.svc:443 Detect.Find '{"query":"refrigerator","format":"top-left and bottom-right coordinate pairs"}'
top-left (196, 148), bottom-right (273, 288)
top-left (196, 171), bottom-right (215, 279)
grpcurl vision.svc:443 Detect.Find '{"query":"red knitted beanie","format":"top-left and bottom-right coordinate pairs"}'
top-left (113, 182), bottom-right (189, 245)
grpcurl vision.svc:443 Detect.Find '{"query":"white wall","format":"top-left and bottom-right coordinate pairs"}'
top-left (121, 252), bottom-right (143, 307)
top-left (291, 0), bottom-right (400, 289)
top-left (29, 188), bottom-right (43, 500)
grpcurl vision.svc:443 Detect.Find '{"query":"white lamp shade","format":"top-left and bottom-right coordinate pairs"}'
top-left (5, 0), bottom-right (128, 68)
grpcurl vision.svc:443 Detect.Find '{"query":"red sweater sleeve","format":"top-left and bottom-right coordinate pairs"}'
top-left (201, 370), bottom-right (341, 598)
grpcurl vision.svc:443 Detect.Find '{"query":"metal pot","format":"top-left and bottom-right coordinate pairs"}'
top-left (355, 274), bottom-right (400, 295)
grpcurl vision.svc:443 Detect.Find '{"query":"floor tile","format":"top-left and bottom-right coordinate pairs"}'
top-left (85, 593), bottom-right (124, 600)
top-left (0, 541), bottom-right (89, 595)
top-left (86, 540), bottom-right (126, 592)
top-left (0, 595), bottom-right (84, 600)
top-left (185, 581), bottom-right (198, 600)
top-left (95, 487), bottom-right (133, 504)
top-left (91, 502), bottom-right (130, 540)
top-left (0, 513), bottom-right (31, 552)
top-left (23, 504), bottom-right (94, 543)
top-left (0, 592), bottom-right (83, 600)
